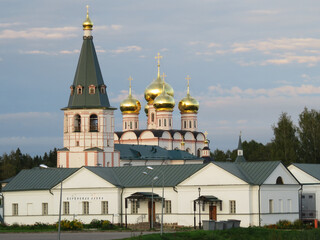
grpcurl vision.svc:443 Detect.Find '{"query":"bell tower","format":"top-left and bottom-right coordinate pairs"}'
top-left (57, 6), bottom-right (119, 168)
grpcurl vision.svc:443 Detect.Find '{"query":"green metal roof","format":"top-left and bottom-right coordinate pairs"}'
top-left (114, 144), bottom-right (200, 161)
top-left (2, 168), bottom-right (78, 192)
top-left (213, 161), bottom-right (281, 185)
top-left (63, 37), bottom-right (115, 110)
top-left (291, 163), bottom-right (320, 181)
top-left (2, 161), bottom-right (287, 192)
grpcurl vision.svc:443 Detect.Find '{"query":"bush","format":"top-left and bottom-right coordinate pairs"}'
top-left (57, 219), bottom-right (83, 231)
top-left (89, 219), bottom-right (102, 228)
top-left (101, 220), bottom-right (113, 230)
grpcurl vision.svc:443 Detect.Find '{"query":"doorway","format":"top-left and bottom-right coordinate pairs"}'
top-left (148, 201), bottom-right (156, 226)
top-left (209, 205), bottom-right (217, 221)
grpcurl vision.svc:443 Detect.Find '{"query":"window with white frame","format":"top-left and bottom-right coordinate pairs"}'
top-left (165, 200), bottom-right (172, 214)
top-left (63, 202), bottom-right (70, 215)
top-left (269, 199), bottom-right (274, 213)
top-left (101, 201), bottom-right (108, 214)
top-left (42, 203), bottom-right (48, 215)
top-left (279, 199), bottom-right (283, 213)
top-left (131, 201), bottom-right (139, 214)
top-left (230, 200), bottom-right (236, 214)
top-left (287, 199), bottom-right (292, 212)
top-left (83, 201), bottom-right (89, 215)
top-left (12, 203), bottom-right (18, 216)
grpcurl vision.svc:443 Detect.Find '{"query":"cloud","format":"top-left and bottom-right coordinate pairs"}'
top-left (109, 45), bottom-right (142, 54)
top-left (59, 49), bottom-right (80, 54)
top-left (207, 84), bottom-right (320, 98)
top-left (249, 10), bottom-right (280, 15)
top-left (0, 112), bottom-right (53, 121)
top-left (0, 27), bottom-right (77, 39)
top-left (0, 22), bottom-right (24, 27)
top-left (95, 24), bottom-right (123, 31)
top-left (20, 50), bottom-right (55, 55)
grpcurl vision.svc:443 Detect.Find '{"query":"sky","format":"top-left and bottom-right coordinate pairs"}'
top-left (1, 0), bottom-right (320, 156)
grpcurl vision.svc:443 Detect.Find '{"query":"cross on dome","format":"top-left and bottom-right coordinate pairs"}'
top-left (128, 76), bottom-right (133, 96)
top-left (162, 72), bottom-right (167, 82)
top-left (186, 75), bottom-right (191, 94)
top-left (155, 52), bottom-right (163, 78)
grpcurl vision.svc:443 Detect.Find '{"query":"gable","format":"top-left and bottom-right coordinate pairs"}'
top-left (288, 165), bottom-right (320, 184)
top-left (263, 163), bottom-right (299, 185)
top-left (58, 167), bottom-right (116, 189)
top-left (179, 163), bottom-right (247, 186)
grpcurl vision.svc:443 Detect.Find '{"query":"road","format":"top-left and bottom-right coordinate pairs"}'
top-left (0, 231), bottom-right (156, 240)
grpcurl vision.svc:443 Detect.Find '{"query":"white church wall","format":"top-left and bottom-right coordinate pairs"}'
top-left (288, 165), bottom-right (320, 184)
top-left (259, 185), bottom-right (299, 226)
top-left (264, 164), bottom-right (299, 185)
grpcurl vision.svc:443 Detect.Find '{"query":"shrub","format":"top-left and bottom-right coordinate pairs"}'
top-left (57, 219), bottom-right (83, 231)
top-left (101, 220), bottom-right (113, 230)
top-left (277, 220), bottom-right (292, 229)
top-left (89, 219), bottom-right (102, 228)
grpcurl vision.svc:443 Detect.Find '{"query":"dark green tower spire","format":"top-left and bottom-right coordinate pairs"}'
top-left (235, 133), bottom-right (246, 163)
top-left (62, 12), bottom-right (115, 110)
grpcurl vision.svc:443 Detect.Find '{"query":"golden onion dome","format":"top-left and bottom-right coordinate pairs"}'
top-left (178, 94), bottom-right (199, 113)
top-left (178, 76), bottom-right (199, 113)
top-left (144, 104), bottom-right (149, 115)
top-left (83, 5), bottom-right (93, 30)
top-left (144, 77), bottom-right (174, 103)
top-left (120, 95), bottom-right (141, 114)
top-left (153, 83), bottom-right (175, 112)
top-left (120, 77), bottom-right (141, 114)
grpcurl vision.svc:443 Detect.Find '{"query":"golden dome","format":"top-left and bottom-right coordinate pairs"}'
top-left (83, 5), bottom-right (93, 30)
top-left (144, 77), bottom-right (174, 103)
top-left (178, 76), bottom-right (199, 113)
top-left (120, 77), bottom-right (141, 114)
top-left (144, 53), bottom-right (174, 103)
top-left (153, 83), bottom-right (175, 112)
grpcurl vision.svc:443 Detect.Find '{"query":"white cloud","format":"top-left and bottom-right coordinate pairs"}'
top-left (0, 112), bottom-right (53, 121)
top-left (59, 49), bottom-right (80, 54)
top-left (109, 45), bottom-right (142, 54)
top-left (0, 22), bottom-right (24, 27)
top-left (20, 50), bottom-right (55, 55)
top-left (0, 27), bottom-right (77, 39)
top-left (249, 10), bottom-right (280, 15)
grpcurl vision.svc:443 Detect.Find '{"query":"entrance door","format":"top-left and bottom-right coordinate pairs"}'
top-left (148, 201), bottom-right (156, 226)
top-left (209, 205), bottom-right (217, 220)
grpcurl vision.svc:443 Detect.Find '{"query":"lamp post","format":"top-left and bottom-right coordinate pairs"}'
top-left (143, 171), bottom-right (158, 229)
top-left (146, 166), bottom-right (165, 235)
top-left (198, 187), bottom-right (201, 229)
top-left (40, 164), bottom-right (63, 240)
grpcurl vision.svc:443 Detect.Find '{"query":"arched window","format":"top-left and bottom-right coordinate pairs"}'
top-left (197, 149), bottom-right (201, 157)
top-left (135, 121), bottom-right (138, 129)
top-left (130, 122), bottom-right (132, 129)
top-left (276, 177), bottom-right (284, 185)
top-left (100, 85), bottom-right (106, 94)
top-left (194, 121), bottom-right (196, 128)
top-left (169, 119), bottom-right (172, 127)
top-left (74, 114), bottom-right (81, 132)
top-left (125, 122), bottom-right (127, 129)
top-left (88, 85), bottom-right (95, 94)
top-left (184, 121), bottom-right (186, 128)
top-left (90, 114), bottom-right (98, 132)
top-left (189, 121), bottom-right (192, 128)
top-left (151, 113), bottom-right (155, 122)
top-left (164, 119), bottom-right (167, 126)
top-left (186, 148), bottom-right (191, 153)
top-left (77, 85), bottom-right (83, 95)
top-left (159, 119), bottom-right (161, 126)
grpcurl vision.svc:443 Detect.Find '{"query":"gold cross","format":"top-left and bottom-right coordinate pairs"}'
top-left (155, 52), bottom-right (162, 65)
top-left (240, 130), bottom-right (242, 137)
top-left (155, 52), bottom-right (163, 78)
top-left (204, 131), bottom-right (208, 139)
top-left (162, 72), bottom-right (167, 82)
top-left (86, 5), bottom-right (89, 16)
top-left (186, 75), bottom-right (191, 94)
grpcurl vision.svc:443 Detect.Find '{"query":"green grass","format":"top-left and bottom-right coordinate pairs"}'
top-left (124, 228), bottom-right (320, 240)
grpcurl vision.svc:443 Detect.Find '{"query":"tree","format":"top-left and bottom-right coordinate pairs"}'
top-left (298, 108), bottom-right (320, 163)
top-left (271, 112), bottom-right (299, 165)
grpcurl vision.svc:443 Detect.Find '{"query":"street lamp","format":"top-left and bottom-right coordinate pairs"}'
top-left (40, 164), bottom-right (63, 240)
top-left (198, 187), bottom-right (201, 229)
top-left (143, 171), bottom-right (158, 229)
top-left (146, 166), bottom-right (165, 235)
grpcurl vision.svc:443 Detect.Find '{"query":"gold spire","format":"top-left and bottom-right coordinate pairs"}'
top-left (155, 52), bottom-right (162, 78)
top-left (128, 76), bottom-right (133, 96)
top-left (162, 72), bottom-right (167, 82)
top-left (83, 5), bottom-right (93, 30)
top-left (178, 75), bottom-right (199, 113)
top-left (186, 75), bottom-right (191, 95)
top-left (204, 131), bottom-right (208, 144)
top-left (120, 76), bottom-right (141, 114)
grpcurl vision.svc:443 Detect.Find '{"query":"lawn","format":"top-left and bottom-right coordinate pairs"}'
top-left (124, 228), bottom-right (320, 240)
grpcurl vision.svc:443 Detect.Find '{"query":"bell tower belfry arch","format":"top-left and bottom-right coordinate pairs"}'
top-left (58, 6), bottom-right (119, 168)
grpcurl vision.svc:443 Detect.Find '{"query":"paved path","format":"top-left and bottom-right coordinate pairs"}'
top-left (0, 231), bottom-right (157, 240)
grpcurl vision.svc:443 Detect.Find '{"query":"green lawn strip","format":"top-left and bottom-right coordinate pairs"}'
top-left (124, 228), bottom-right (320, 240)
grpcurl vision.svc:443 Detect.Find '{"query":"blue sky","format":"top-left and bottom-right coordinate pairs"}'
top-left (1, 0), bottom-right (320, 155)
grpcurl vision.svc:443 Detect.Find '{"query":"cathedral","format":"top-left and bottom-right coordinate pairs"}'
top-left (57, 8), bottom-right (209, 168)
